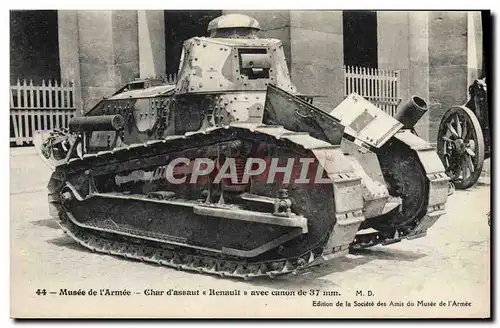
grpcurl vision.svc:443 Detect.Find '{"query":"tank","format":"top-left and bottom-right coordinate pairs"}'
top-left (34, 14), bottom-right (449, 279)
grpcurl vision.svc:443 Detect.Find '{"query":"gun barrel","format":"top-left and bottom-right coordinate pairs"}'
top-left (394, 96), bottom-right (428, 129)
top-left (69, 115), bottom-right (125, 132)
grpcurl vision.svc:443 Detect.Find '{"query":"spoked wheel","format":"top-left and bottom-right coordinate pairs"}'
top-left (437, 106), bottom-right (485, 189)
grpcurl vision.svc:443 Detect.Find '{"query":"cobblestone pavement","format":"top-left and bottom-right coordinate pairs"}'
top-left (10, 147), bottom-right (491, 318)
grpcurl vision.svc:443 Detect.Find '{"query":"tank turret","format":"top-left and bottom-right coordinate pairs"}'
top-left (175, 14), bottom-right (295, 126)
top-left (207, 13), bottom-right (261, 39)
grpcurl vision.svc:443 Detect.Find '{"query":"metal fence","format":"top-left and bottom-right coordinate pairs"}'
top-left (165, 73), bottom-right (178, 84)
top-left (10, 79), bottom-right (77, 145)
top-left (344, 65), bottom-right (402, 117)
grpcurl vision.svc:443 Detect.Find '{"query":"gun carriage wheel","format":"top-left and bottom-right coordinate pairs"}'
top-left (437, 105), bottom-right (484, 189)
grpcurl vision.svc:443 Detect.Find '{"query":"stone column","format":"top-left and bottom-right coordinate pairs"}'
top-left (111, 11), bottom-right (140, 90)
top-left (289, 11), bottom-right (344, 111)
top-left (377, 12), bottom-right (433, 141)
top-left (138, 10), bottom-right (166, 78)
top-left (467, 11), bottom-right (483, 85)
top-left (408, 11), bottom-right (430, 141)
top-left (58, 10), bottom-right (83, 115)
top-left (377, 11), bottom-right (410, 103)
top-left (58, 10), bottom-right (140, 113)
top-left (428, 11), bottom-right (468, 143)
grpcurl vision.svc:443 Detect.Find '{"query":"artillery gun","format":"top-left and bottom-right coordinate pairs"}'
top-left (437, 77), bottom-right (490, 189)
top-left (34, 14), bottom-right (449, 279)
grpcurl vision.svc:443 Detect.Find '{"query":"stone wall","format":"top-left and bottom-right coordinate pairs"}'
top-left (408, 12), bottom-right (431, 141)
top-left (428, 11), bottom-right (469, 143)
top-left (138, 10), bottom-right (166, 79)
top-left (290, 11), bottom-right (344, 111)
top-left (58, 10), bottom-right (141, 113)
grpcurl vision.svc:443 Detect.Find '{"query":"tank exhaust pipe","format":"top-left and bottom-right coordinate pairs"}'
top-left (69, 114), bottom-right (125, 132)
top-left (394, 96), bottom-right (428, 129)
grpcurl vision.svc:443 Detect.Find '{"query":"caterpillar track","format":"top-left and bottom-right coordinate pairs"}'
top-left (44, 124), bottom-right (448, 280)
top-left (47, 125), bottom-right (366, 279)
top-left (58, 213), bottom-right (324, 280)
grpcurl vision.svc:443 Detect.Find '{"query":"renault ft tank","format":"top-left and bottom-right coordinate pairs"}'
top-left (34, 14), bottom-right (449, 279)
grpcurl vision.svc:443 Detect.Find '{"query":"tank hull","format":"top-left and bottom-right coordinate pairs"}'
top-left (34, 13), bottom-right (449, 279)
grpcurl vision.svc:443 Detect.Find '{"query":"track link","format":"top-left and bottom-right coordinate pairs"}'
top-left (58, 215), bottom-right (324, 280)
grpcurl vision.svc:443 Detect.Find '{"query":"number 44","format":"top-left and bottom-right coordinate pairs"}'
top-left (35, 289), bottom-right (47, 296)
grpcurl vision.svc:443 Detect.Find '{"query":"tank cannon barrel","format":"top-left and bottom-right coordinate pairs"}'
top-left (68, 114), bottom-right (125, 132)
top-left (394, 95), bottom-right (428, 129)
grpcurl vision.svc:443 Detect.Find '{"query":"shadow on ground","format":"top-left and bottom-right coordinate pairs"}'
top-left (47, 235), bottom-right (87, 252)
top-left (247, 247), bottom-right (427, 289)
top-left (31, 219), bottom-right (60, 230)
top-left (46, 235), bottom-right (183, 271)
top-left (45, 232), bottom-right (427, 288)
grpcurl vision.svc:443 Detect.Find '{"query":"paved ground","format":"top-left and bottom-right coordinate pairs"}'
top-left (10, 147), bottom-right (491, 318)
